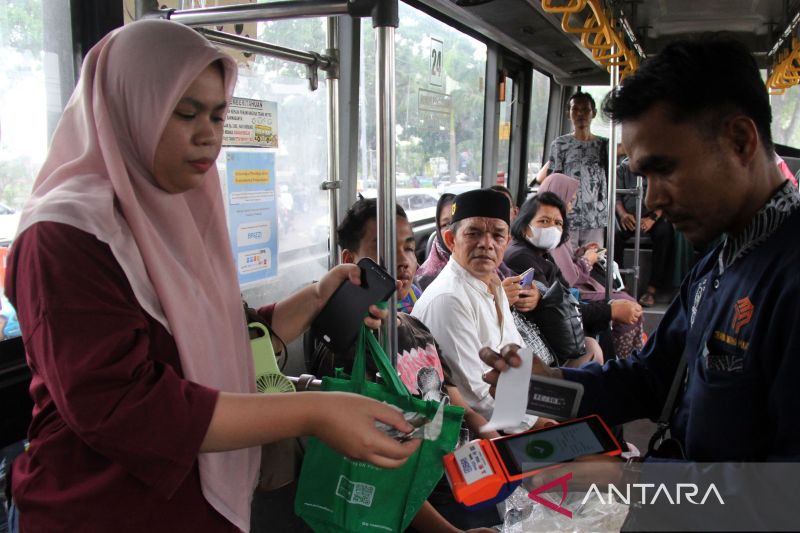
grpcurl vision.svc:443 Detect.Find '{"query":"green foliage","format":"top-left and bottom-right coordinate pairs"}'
top-left (0, 0), bottom-right (43, 53)
top-left (359, 4), bottom-right (488, 181)
top-left (0, 157), bottom-right (38, 208)
top-left (770, 87), bottom-right (800, 148)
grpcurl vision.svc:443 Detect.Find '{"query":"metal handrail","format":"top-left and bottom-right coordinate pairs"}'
top-left (164, 0), bottom-right (350, 26)
top-left (288, 374), bottom-right (323, 391)
top-left (196, 28), bottom-right (332, 70)
top-left (615, 178), bottom-right (644, 301)
top-left (543, 0), bottom-right (640, 78)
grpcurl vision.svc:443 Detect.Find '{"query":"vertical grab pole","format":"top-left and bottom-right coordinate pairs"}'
top-left (374, 0), bottom-right (399, 367)
top-left (632, 175), bottom-right (643, 300)
top-left (606, 44), bottom-right (620, 299)
top-left (326, 17), bottom-right (341, 268)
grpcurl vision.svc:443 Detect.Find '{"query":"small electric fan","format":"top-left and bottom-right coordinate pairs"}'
top-left (249, 322), bottom-right (295, 393)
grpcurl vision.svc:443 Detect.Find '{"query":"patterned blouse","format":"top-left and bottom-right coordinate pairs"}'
top-left (548, 133), bottom-right (609, 230)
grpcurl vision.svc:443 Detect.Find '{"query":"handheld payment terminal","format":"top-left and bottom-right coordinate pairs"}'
top-left (442, 415), bottom-right (621, 507)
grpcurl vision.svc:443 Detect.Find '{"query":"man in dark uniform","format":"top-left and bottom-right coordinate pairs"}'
top-left (480, 38), bottom-right (800, 530)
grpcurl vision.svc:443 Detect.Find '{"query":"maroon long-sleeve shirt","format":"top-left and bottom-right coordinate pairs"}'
top-left (6, 222), bottom-right (238, 532)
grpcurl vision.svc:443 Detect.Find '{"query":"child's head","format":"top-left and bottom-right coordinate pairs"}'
top-left (337, 198), bottom-right (417, 300)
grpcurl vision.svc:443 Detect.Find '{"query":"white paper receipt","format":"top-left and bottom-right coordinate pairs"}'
top-left (481, 346), bottom-right (533, 432)
top-left (454, 442), bottom-right (494, 484)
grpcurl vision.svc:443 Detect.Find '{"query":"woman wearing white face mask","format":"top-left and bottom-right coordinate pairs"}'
top-left (504, 192), bottom-right (644, 360)
top-left (528, 223), bottom-right (563, 251)
top-left (539, 174), bottom-right (645, 359)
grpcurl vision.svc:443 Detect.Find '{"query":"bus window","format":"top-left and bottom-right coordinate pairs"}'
top-left (0, 0), bottom-right (59, 341)
top-left (770, 85), bottom-right (800, 149)
top-left (581, 85), bottom-right (613, 139)
top-left (217, 17), bottom-right (332, 324)
top-left (496, 75), bottom-right (513, 185)
top-left (527, 69), bottom-right (550, 184)
top-left (358, 1), bottom-right (487, 220)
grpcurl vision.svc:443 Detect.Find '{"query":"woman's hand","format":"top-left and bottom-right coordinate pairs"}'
top-left (315, 264), bottom-right (395, 329)
top-left (501, 274), bottom-right (522, 307)
top-left (311, 392), bottom-right (421, 469)
top-left (316, 264), bottom-right (361, 306)
top-left (583, 247), bottom-right (600, 265)
top-left (610, 299), bottom-right (642, 325)
top-left (514, 286), bottom-right (541, 313)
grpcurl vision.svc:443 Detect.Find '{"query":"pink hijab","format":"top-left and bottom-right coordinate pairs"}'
top-left (539, 172), bottom-right (579, 209)
top-left (539, 173), bottom-right (605, 293)
top-left (16, 20), bottom-right (257, 531)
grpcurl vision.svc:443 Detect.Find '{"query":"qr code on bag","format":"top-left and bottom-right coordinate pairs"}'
top-left (336, 475), bottom-right (375, 507)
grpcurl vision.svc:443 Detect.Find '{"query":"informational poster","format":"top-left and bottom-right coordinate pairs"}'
top-left (223, 97), bottom-right (279, 148)
top-left (225, 150), bottom-right (278, 286)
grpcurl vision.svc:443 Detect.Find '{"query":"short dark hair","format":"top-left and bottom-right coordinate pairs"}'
top-left (488, 185), bottom-right (514, 207)
top-left (511, 192), bottom-right (570, 247)
top-left (337, 198), bottom-right (407, 252)
top-left (602, 38), bottom-right (773, 152)
top-left (569, 91), bottom-right (596, 113)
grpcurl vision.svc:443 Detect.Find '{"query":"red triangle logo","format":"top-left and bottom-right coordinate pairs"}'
top-left (527, 472), bottom-right (573, 518)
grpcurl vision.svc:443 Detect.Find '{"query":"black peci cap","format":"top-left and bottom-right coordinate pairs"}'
top-left (451, 188), bottom-right (510, 226)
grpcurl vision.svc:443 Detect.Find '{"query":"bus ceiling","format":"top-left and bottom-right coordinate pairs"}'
top-left (412, 0), bottom-right (799, 85)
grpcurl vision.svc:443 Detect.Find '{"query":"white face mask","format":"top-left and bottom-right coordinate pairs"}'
top-left (526, 225), bottom-right (562, 251)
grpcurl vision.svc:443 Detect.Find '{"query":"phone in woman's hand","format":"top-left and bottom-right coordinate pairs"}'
top-left (520, 267), bottom-right (535, 287)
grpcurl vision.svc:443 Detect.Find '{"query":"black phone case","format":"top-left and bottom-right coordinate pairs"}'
top-left (311, 258), bottom-right (396, 355)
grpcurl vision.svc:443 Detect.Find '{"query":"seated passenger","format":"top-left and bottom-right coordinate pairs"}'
top-left (416, 190), bottom-right (525, 303)
top-left (411, 189), bottom-right (539, 427)
top-left (309, 198), bottom-right (496, 437)
top-left (415, 193), bottom-right (455, 291)
top-left (488, 184), bottom-right (520, 222)
top-left (504, 192), bottom-right (644, 359)
top-left (539, 173), bottom-right (644, 358)
top-left (307, 198), bottom-right (498, 533)
top-left (613, 157), bottom-right (675, 307)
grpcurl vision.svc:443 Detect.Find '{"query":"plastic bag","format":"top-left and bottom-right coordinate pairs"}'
top-left (502, 485), bottom-right (629, 533)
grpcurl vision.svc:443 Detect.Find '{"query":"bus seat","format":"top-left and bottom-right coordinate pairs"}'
top-left (425, 231), bottom-right (436, 259)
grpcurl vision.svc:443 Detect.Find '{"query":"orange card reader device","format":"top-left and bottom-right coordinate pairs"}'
top-left (442, 415), bottom-right (621, 507)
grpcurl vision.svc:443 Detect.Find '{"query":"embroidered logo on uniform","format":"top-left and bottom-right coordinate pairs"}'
top-left (690, 279), bottom-right (707, 328)
top-left (731, 297), bottom-right (754, 333)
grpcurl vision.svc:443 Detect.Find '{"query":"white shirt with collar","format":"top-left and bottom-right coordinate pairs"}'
top-left (411, 257), bottom-right (525, 420)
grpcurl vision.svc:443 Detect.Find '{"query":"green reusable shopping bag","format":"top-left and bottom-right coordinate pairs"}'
top-left (294, 325), bottom-right (464, 532)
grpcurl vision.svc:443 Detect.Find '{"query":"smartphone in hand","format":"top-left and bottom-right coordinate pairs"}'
top-left (519, 267), bottom-right (535, 287)
top-left (311, 258), bottom-right (396, 354)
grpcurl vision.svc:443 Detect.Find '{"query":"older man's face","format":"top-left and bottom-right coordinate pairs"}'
top-left (444, 216), bottom-right (510, 283)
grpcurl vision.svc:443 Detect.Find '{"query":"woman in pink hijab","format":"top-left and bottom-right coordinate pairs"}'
top-left (540, 173), bottom-right (644, 359)
top-left (5, 20), bottom-right (418, 533)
